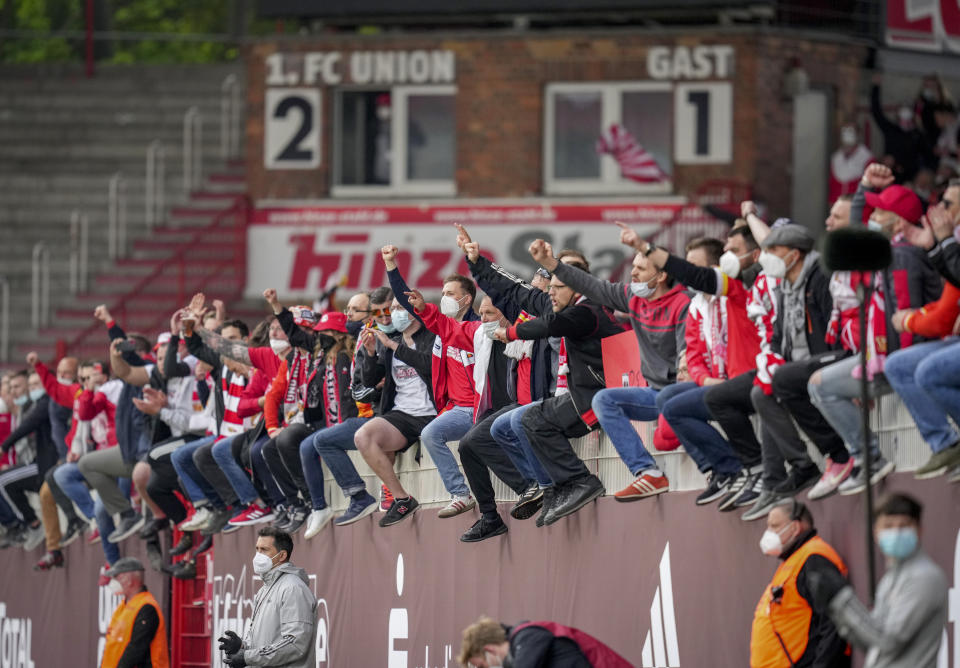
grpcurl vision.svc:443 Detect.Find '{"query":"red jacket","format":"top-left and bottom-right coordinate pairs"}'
top-left (35, 361), bottom-right (83, 452)
top-left (417, 303), bottom-right (488, 419)
top-left (77, 388), bottom-right (118, 448)
top-left (425, 310), bottom-right (477, 412)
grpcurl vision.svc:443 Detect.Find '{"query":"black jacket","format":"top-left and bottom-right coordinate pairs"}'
top-left (928, 236), bottom-right (960, 289)
top-left (771, 256), bottom-right (838, 360)
top-left (351, 344), bottom-right (382, 414)
top-left (468, 256), bottom-right (558, 402)
top-left (359, 326), bottom-right (436, 414)
top-left (303, 351), bottom-right (359, 427)
top-left (781, 529), bottom-right (852, 668)
top-left (511, 298), bottom-right (623, 427)
top-left (0, 395), bottom-right (58, 476)
top-left (183, 331), bottom-right (249, 433)
top-left (505, 624), bottom-right (591, 668)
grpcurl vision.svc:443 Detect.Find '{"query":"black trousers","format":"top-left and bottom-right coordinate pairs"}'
top-left (146, 436), bottom-right (196, 524)
top-left (263, 424), bottom-right (313, 507)
top-left (771, 352), bottom-right (851, 463)
top-left (0, 463), bottom-right (40, 524)
top-left (703, 371), bottom-right (763, 468)
top-left (44, 465), bottom-right (81, 524)
top-left (192, 441), bottom-right (239, 507)
top-left (459, 405), bottom-right (529, 517)
top-left (522, 393), bottom-right (593, 486)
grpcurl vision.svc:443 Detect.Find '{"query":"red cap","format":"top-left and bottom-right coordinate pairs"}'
top-left (313, 311), bottom-right (347, 333)
top-left (864, 185), bottom-right (923, 225)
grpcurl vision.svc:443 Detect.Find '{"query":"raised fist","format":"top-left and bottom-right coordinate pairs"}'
top-left (93, 305), bottom-right (112, 323)
top-left (25, 352), bottom-right (38, 367)
top-left (381, 245), bottom-right (399, 261)
top-left (740, 200), bottom-right (758, 218)
top-left (528, 239), bottom-right (557, 269)
top-left (862, 163), bottom-right (895, 190)
top-left (263, 288), bottom-right (279, 305)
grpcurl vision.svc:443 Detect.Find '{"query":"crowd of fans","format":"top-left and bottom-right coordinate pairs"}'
top-left (0, 110), bottom-right (957, 588)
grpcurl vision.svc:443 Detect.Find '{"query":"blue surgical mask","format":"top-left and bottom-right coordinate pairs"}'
top-left (377, 321), bottom-right (397, 334)
top-left (13, 395), bottom-right (28, 407)
top-left (877, 527), bottom-right (918, 560)
top-left (629, 279), bottom-right (656, 299)
top-left (29, 388), bottom-right (45, 402)
top-left (391, 310), bottom-right (412, 332)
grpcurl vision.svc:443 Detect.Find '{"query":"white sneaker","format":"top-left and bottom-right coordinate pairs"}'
top-left (22, 524), bottom-right (45, 551)
top-left (179, 506), bottom-right (212, 532)
top-left (437, 495), bottom-right (476, 519)
top-left (304, 507), bottom-right (335, 539)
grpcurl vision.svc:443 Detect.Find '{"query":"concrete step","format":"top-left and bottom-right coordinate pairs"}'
top-left (0, 108), bottom-right (230, 126)
top-left (0, 92), bottom-right (226, 111)
top-left (0, 63), bottom-right (241, 86)
top-left (0, 140), bottom-right (223, 160)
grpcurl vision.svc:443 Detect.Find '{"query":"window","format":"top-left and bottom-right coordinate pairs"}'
top-left (333, 85), bottom-right (456, 197)
top-left (545, 82), bottom-right (673, 195)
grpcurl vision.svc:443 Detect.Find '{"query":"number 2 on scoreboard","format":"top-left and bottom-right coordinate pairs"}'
top-left (673, 82), bottom-right (732, 164)
top-left (264, 88), bottom-right (322, 169)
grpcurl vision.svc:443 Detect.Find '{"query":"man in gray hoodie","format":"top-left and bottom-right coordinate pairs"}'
top-left (218, 526), bottom-right (318, 667)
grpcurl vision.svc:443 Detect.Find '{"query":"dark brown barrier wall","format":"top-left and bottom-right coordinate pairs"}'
top-left (1, 474), bottom-right (957, 666)
top-left (209, 475), bottom-right (960, 668)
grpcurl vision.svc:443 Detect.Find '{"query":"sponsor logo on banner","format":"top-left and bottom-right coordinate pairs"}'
top-left (640, 544), bottom-right (680, 668)
top-left (388, 553), bottom-right (454, 668)
top-left (0, 602), bottom-right (35, 668)
top-left (246, 202), bottom-right (723, 299)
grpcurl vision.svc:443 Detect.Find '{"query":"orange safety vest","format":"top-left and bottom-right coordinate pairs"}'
top-left (101, 590), bottom-right (170, 668)
top-left (750, 536), bottom-right (848, 668)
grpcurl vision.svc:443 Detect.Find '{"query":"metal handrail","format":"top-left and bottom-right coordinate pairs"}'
top-left (183, 106), bottom-right (202, 194)
top-left (108, 172), bottom-right (127, 259)
top-left (31, 243), bottom-right (50, 329)
top-left (0, 276), bottom-right (8, 362)
top-left (220, 74), bottom-right (241, 161)
top-left (69, 209), bottom-right (89, 294)
top-left (145, 140), bottom-right (166, 230)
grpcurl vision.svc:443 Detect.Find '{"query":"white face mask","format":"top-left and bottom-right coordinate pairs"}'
top-left (252, 551), bottom-right (278, 576)
top-left (269, 338), bottom-right (290, 356)
top-left (57, 377), bottom-right (73, 386)
top-left (107, 578), bottom-right (124, 595)
top-left (391, 309), bottom-right (412, 332)
top-left (840, 127), bottom-right (857, 147)
top-left (484, 651), bottom-right (503, 668)
top-left (759, 523), bottom-right (795, 556)
top-left (629, 278), bottom-right (656, 299)
top-left (481, 320), bottom-right (500, 339)
top-left (440, 295), bottom-right (464, 318)
top-left (758, 251), bottom-right (791, 279)
top-left (719, 250), bottom-right (749, 278)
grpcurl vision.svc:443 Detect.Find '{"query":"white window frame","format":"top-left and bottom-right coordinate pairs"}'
top-left (331, 84), bottom-right (457, 198)
top-left (544, 81), bottom-right (673, 196)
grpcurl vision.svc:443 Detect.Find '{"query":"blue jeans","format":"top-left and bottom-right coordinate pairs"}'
top-left (212, 433), bottom-right (260, 506)
top-left (657, 382), bottom-right (742, 476)
top-left (170, 435), bottom-right (222, 506)
top-left (300, 417), bottom-right (369, 507)
top-left (490, 402), bottom-right (552, 487)
top-left (419, 406), bottom-right (473, 498)
top-left (885, 338), bottom-right (960, 453)
top-left (95, 490), bottom-right (122, 564)
top-left (311, 418), bottom-right (371, 497)
top-left (250, 435), bottom-right (287, 507)
top-left (591, 387), bottom-right (659, 475)
top-left (54, 462), bottom-right (96, 520)
top-left (808, 354), bottom-right (886, 459)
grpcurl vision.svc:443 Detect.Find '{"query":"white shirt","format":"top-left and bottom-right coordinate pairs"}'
top-left (391, 344), bottom-right (436, 417)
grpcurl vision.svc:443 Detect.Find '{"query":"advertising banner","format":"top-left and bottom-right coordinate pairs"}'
top-left (246, 201), bottom-right (727, 300)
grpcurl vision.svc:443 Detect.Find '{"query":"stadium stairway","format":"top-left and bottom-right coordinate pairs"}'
top-left (0, 63), bottom-right (245, 366)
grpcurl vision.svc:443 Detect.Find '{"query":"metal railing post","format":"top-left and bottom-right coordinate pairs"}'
top-left (183, 106), bottom-right (202, 194)
top-left (220, 74), bottom-right (240, 160)
top-left (145, 140), bottom-right (166, 230)
top-left (69, 209), bottom-right (89, 294)
top-left (0, 276), bottom-right (8, 362)
top-left (31, 243), bottom-right (50, 329)
top-left (108, 172), bottom-right (127, 259)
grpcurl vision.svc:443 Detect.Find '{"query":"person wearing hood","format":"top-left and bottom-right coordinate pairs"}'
top-left (810, 493), bottom-right (947, 668)
top-left (750, 499), bottom-right (850, 668)
top-left (218, 526), bottom-right (317, 668)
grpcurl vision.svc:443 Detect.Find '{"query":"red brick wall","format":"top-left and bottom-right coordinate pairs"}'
top-left (244, 30), bottom-right (867, 214)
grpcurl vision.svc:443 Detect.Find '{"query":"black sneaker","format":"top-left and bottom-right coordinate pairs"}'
top-left (58, 519), bottom-right (88, 548)
top-left (170, 532), bottom-right (194, 557)
top-left (282, 505), bottom-right (309, 534)
top-left (108, 512), bottom-right (145, 544)
top-left (543, 475), bottom-right (604, 526)
top-left (191, 534), bottom-right (214, 558)
top-left (535, 487), bottom-right (556, 528)
top-left (510, 482), bottom-right (544, 520)
top-left (724, 471), bottom-right (764, 511)
top-left (695, 472), bottom-right (730, 506)
top-left (378, 496), bottom-right (420, 527)
top-left (201, 507), bottom-right (235, 536)
top-left (171, 560), bottom-right (197, 580)
top-left (271, 505), bottom-right (290, 530)
top-left (138, 516), bottom-right (170, 540)
top-left (774, 465), bottom-right (821, 496)
top-left (460, 516), bottom-right (508, 543)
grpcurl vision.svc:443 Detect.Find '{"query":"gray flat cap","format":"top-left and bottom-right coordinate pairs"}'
top-left (761, 224), bottom-right (815, 252)
top-left (105, 556), bottom-right (145, 577)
